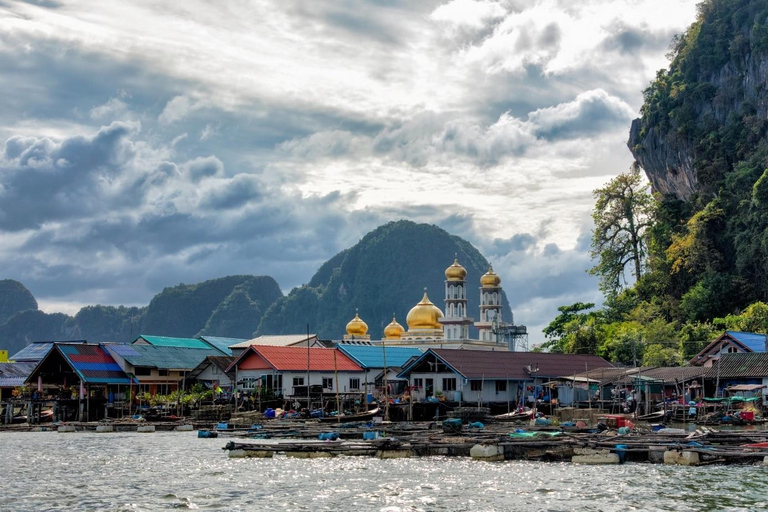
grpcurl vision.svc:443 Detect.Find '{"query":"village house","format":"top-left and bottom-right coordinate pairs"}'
top-left (689, 331), bottom-right (767, 366)
top-left (703, 352), bottom-right (768, 403)
top-left (397, 349), bottom-right (613, 406)
top-left (185, 355), bottom-right (236, 394)
top-left (336, 344), bottom-right (422, 396)
top-left (226, 345), bottom-right (364, 398)
top-left (105, 344), bottom-right (213, 396)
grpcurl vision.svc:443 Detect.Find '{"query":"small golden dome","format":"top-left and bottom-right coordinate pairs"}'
top-left (346, 310), bottom-right (368, 336)
top-left (406, 290), bottom-right (444, 330)
top-left (445, 258), bottom-right (467, 281)
top-left (383, 314), bottom-right (404, 340)
top-left (480, 265), bottom-right (501, 287)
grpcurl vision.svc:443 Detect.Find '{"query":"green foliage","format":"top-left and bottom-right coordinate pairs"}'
top-left (0, 279), bottom-right (38, 325)
top-left (256, 220), bottom-right (508, 340)
top-left (589, 166), bottom-right (655, 298)
top-left (1, 275), bottom-right (283, 354)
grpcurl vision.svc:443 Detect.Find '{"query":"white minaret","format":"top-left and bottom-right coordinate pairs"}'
top-left (439, 256), bottom-right (473, 340)
top-left (475, 265), bottom-right (502, 342)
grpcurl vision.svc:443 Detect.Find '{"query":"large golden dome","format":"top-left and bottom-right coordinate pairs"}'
top-left (383, 314), bottom-right (405, 340)
top-left (346, 310), bottom-right (368, 337)
top-left (406, 290), bottom-right (444, 330)
top-left (445, 258), bottom-right (467, 281)
top-left (480, 265), bottom-right (501, 287)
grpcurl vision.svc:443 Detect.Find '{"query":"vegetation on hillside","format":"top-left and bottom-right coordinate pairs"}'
top-left (257, 220), bottom-right (510, 340)
top-left (544, 1), bottom-right (768, 366)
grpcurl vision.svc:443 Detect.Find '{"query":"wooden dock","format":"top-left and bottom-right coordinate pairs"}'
top-left (219, 421), bottom-right (768, 466)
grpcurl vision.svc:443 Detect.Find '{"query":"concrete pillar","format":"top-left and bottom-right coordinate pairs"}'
top-left (572, 448), bottom-right (620, 465)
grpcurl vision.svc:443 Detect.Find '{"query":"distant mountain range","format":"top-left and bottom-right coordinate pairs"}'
top-left (0, 221), bottom-right (510, 355)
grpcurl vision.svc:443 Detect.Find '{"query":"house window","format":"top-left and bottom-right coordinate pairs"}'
top-left (413, 378), bottom-right (423, 389)
top-left (293, 377), bottom-right (304, 386)
top-left (134, 367), bottom-right (151, 376)
top-left (212, 366), bottom-right (220, 375)
top-left (349, 378), bottom-right (360, 390)
top-left (496, 381), bottom-right (507, 393)
top-left (323, 378), bottom-right (333, 390)
top-left (470, 381), bottom-right (482, 391)
top-left (443, 378), bottom-right (456, 391)
top-left (158, 369), bottom-right (169, 377)
top-left (727, 346), bottom-right (738, 353)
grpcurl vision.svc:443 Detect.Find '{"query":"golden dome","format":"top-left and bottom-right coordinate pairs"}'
top-left (445, 258), bottom-right (467, 281)
top-left (406, 290), bottom-right (444, 330)
top-left (383, 314), bottom-right (405, 340)
top-left (346, 310), bottom-right (368, 337)
top-left (480, 265), bottom-right (501, 287)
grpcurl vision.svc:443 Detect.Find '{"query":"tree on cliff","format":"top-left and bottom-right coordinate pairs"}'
top-left (589, 165), bottom-right (655, 298)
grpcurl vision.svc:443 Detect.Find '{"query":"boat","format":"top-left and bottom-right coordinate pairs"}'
top-left (491, 410), bottom-right (533, 422)
top-left (319, 407), bottom-right (380, 423)
top-left (636, 410), bottom-right (669, 422)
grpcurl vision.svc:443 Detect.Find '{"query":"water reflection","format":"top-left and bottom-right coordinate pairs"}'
top-left (1, 432), bottom-right (766, 511)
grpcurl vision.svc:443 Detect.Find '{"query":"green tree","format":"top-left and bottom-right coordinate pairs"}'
top-left (590, 165), bottom-right (656, 297)
top-left (542, 302), bottom-right (597, 353)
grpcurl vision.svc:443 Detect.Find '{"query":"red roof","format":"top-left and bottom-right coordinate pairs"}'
top-left (422, 349), bottom-right (613, 379)
top-left (229, 346), bottom-right (362, 372)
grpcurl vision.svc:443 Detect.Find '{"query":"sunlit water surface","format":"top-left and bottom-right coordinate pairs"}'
top-left (1, 431), bottom-right (766, 511)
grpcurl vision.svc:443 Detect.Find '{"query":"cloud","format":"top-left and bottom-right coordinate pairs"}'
top-left (158, 95), bottom-right (204, 124)
top-left (430, 0), bottom-right (507, 29)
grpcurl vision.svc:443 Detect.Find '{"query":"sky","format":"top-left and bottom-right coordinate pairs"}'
top-left (0, 0), bottom-right (700, 343)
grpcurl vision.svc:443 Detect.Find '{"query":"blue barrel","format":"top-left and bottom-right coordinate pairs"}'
top-left (615, 444), bottom-right (627, 463)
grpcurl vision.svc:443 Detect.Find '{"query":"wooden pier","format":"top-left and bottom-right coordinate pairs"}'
top-left (219, 420), bottom-right (768, 466)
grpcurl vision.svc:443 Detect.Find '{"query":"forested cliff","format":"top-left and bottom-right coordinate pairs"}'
top-left (545, 0), bottom-right (768, 365)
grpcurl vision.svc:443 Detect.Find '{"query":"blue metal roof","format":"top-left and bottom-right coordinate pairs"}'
top-left (9, 341), bottom-right (87, 362)
top-left (56, 344), bottom-right (134, 385)
top-left (337, 345), bottom-right (423, 369)
top-left (108, 344), bottom-right (212, 370)
top-left (198, 336), bottom-right (244, 356)
top-left (0, 362), bottom-right (37, 387)
top-left (727, 331), bottom-right (767, 352)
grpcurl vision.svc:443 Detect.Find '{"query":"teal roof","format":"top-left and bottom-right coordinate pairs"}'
top-left (135, 335), bottom-right (214, 351)
top-left (198, 336), bottom-right (246, 356)
top-left (109, 345), bottom-right (212, 370)
top-left (337, 345), bottom-right (422, 369)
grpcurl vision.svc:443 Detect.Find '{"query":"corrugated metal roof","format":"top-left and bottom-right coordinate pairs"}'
top-left (229, 334), bottom-right (318, 349)
top-left (187, 355), bottom-right (235, 380)
top-left (198, 337), bottom-right (245, 355)
top-left (704, 353), bottom-right (768, 378)
top-left (10, 341), bottom-right (87, 362)
top-left (400, 349), bottom-right (613, 380)
top-left (108, 344), bottom-right (213, 370)
top-left (135, 335), bottom-right (213, 350)
top-left (229, 346), bottom-right (362, 372)
top-left (642, 366), bottom-right (708, 382)
top-left (0, 362), bottom-right (37, 387)
top-left (337, 345), bottom-right (423, 369)
top-left (57, 344), bottom-right (134, 384)
top-left (726, 331), bottom-right (767, 352)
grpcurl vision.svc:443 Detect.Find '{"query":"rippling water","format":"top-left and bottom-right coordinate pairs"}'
top-left (1, 431), bottom-right (766, 511)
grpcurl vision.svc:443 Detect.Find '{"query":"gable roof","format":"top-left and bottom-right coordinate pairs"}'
top-left (10, 340), bottom-right (88, 362)
top-left (107, 344), bottom-right (213, 371)
top-left (0, 362), bottom-right (37, 387)
top-left (228, 345), bottom-right (362, 372)
top-left (228, 334), bottom-right (318, 349)
top-left (398, 349), bottom-right (613, 380)
top-left (198, 336), bottom-right (246, 355)
top-left (690, 331), bottom-right (767, 364)
top-left (134, 335), bottom-right (219, 352)
top-left (55, 344), bottom-right (134, 384)
top-left (337, 345), bottom-right (423, 369)
top-left (703, 353), bottom-right (768, 379)
top-left (187, 355), bottom-right (236, 380)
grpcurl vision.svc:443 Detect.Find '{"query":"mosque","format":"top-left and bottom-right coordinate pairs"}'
top-left (341, 258), bottom-right (528, 351)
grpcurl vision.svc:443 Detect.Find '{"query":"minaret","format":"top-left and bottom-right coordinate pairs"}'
top-left (439, 256), bottom-right (473, 340)
top-left (475, 265), bottom-right (502, 342)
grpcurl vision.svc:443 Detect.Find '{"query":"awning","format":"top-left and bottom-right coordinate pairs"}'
top-left (728, 384), bottom-right (766, 392)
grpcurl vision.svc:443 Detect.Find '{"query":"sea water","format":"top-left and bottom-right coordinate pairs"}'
top-left (1, 431), bottom-right (766, 511)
